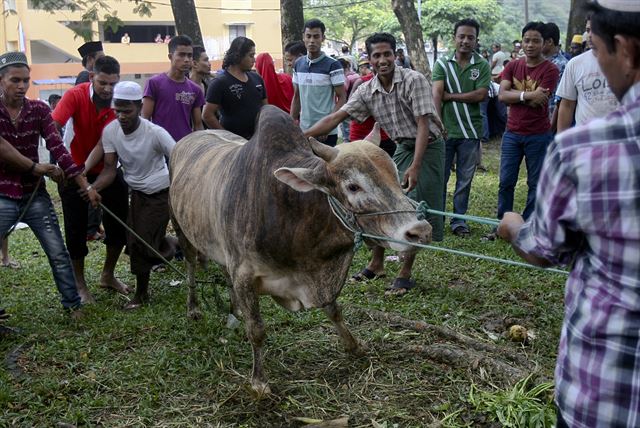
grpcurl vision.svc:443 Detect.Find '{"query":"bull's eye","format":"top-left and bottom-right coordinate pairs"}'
top-left (347, 183), bottom-right (361, 193)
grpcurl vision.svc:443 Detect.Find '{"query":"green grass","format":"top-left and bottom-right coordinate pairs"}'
top-left (0, 138), bottom-right (564, 427)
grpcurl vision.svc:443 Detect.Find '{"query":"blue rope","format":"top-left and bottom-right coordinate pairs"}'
top-left (415, 201), bottom-right (500, 226)
top-left (360, 232), bottom-right (569, 276)
top-left (327, 195), bottom-right (569, 276)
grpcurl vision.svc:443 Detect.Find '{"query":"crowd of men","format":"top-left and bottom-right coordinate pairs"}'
top-left (0, 0), bottom-right (639, 425)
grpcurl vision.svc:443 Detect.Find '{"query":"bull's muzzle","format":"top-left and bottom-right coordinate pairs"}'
top-left (401, 220), bottom-right (432, 246)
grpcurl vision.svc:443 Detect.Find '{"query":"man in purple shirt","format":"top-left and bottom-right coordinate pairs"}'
top-left (141, 35), bottom-right (204, 141)
top-left (497, 1), bottom-right (640, 426)
top-left (0, 52), bottom-right (99, 320)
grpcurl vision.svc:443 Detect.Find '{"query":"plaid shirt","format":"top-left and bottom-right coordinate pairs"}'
top-left (341, 66), bottom-right (442, 140)
top-left (515, 81), bottom-right (640, 427)
top-left (0, 98), bottom-right (81, 199)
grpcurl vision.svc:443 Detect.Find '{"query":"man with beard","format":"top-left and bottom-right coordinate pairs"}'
top-left (52, 56), bottom-right (130, 304)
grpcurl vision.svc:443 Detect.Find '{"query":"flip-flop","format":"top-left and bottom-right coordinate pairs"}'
top-left (384, 278), bottom-right (417, 297)
top-left (350, 268), bottom-right (386, 282)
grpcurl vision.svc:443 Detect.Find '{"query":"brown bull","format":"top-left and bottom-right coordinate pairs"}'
top-left (169, 105), bottom-right (431, 395)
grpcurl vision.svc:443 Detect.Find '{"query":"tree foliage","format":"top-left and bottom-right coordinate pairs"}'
top-left (421, 0), bottom-right (499, 49)
top-left (28, 0), bottom-right (154, 41)
top-left (303, 0), bottom-right (399, 49)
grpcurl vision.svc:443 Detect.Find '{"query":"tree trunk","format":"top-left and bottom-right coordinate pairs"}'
top-left (280, 0), bottom-right (304, 73)
top-left (565, 0), bottom-right (588, 51)
top-left (391, 0), bottom-right (431, 79)
top-left (432, 35), bottom-right (438, 63)
top-left (170, 0), bottom-right (203, 46)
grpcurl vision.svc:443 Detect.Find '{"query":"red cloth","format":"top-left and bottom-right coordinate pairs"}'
top-left (349, 74), bottom-right (390, 141)
top-left (501, 58), bottom-right (559, 135)
top-left (52, 82), bottom-right (116, 174)
top-left (255, 53), bottom-right (294, 114)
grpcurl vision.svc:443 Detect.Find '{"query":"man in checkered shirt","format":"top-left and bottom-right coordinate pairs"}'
top-left (498, 1), bottom-right (640, 426)
top-left (305, 32), bottom-right (445, 296)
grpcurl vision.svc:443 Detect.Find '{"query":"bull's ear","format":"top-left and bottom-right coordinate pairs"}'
top-left (309, 137), bottom-right (338, 162)
top-left (363, 123), bottom-right (381, 146)
top-left (274, 167), bottom-right (326, 192)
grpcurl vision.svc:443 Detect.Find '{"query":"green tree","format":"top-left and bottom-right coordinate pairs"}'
top-left (303, 0), bottom-right (399, 49)
top-left (421, 0), bottom-right (499, 61)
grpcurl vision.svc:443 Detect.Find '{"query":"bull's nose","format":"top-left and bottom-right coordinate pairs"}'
top-left (403, 220), bottom-right (432, 245)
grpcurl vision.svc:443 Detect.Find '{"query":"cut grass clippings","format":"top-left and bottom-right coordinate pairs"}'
top-left (0, 138), bottom-right (564, 426)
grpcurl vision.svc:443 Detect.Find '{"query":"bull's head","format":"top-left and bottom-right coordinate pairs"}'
top-left (274, 126), bottom-right (432, 252)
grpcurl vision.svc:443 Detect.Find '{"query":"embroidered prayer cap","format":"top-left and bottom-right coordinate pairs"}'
top-left (113, 81), bottom-right (143, 101)
top-left (591, 0), bottom-right (640, 12)
top-left (77, 41), bottom-right (103, 58)
top-left (571, 34), bottom-right (583, 44)
top-left (0, 51), bottom-right (28, 72)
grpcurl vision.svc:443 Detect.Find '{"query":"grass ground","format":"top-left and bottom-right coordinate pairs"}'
top-left (0, 138), bottom-right (565, 427)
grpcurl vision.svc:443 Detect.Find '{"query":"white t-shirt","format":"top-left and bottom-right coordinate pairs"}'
top-left (491, 50), bottom-right (507, 75)
top-left (555, 50), bottom-right (619, 125)
top-left (102, 118), bottom-right (175, 194)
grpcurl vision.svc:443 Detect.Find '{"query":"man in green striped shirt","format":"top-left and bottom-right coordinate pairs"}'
top-left (432, 18), bottom-right (491, 237)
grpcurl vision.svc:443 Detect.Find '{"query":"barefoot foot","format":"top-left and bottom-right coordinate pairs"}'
top-left (100, 274), bottom-right (131, 295)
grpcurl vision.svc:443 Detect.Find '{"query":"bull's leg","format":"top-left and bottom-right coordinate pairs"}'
top-left (177, 233), bottom-right (202, 320)
top-left (234, 273), bottom-right (270, 397)
top-left (323, 302), bottom-right (366, 357)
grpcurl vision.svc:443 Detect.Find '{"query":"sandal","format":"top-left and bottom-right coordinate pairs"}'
top-left (350, 268), bottom-right (386, 282)
top-left (0, 308), bottom-right (10, 320)
top-left (384, 278), bottom-right (417, 297)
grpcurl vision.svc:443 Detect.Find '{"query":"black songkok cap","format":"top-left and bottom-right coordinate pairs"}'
top-left (77, 41), bottom-right (103, 58)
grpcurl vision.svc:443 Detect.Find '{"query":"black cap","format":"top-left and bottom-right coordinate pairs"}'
top-left (0, 51), bottom-right (28, 72)
top-left (77, 41), bottom-right (103, 58)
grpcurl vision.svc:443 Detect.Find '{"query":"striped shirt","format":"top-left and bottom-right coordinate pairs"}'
top-left (342, 67), bottom-right (441, 140)
top-left (0, 99), bottom-right (81, 199)
top-left (432, 51), bottom-right (491, 140)
top-left (515, 81), bottom-right (640, 427)
top-left (293, 52), bottom-right (345, 134)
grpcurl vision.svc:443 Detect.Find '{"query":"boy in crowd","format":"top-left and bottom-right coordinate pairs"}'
top-left (432, 19), bottom-right (491, 237)
top-left (52, 55), bottom-right (130, 304)
top-left (291, 19), bottom-right (346, 147)
top-left (496, 21), bottom-right (559, 222)
top-left (142, 35), bottom-right (204, 142)
top-left (0, 51), bottom-right (98, 319)
top-left (90, 82), bottom-right (177, 310)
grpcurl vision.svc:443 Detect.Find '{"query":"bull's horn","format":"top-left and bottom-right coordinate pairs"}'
top-left (364, 123), bottom-right (381, 146)
top-left (309, 137), bottom-right (338, 162)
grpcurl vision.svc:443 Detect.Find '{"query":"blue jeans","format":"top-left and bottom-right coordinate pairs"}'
top-left (0, 189), bottom-right (80, 310)
top-left (444, 138), bottom-right (479, 231)
top-left (340, 119), bottom-right (351, 142)
top-left (480, 99), bottom-right (490, 142)
top-left (497, 131), bottom-right (552, 220)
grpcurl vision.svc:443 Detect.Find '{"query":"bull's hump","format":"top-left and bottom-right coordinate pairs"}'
top-left (252, 105), bottom-right (308, 151)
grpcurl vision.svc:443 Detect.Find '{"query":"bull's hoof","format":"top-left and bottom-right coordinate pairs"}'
top-left (187, 308), bottom-right (203, 321)
top-left (250, 380), bottom-right (271, 399)
top-left (346, 340), bottom-right (367, 357)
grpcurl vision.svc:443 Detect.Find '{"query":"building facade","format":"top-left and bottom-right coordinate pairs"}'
top-left (0, 0), bottom-right (283, 99)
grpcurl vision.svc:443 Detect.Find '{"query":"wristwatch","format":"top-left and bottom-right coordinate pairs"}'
top-left (519, 91), bottom-right (526, 103)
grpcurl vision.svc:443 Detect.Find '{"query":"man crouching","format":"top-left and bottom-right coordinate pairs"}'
top-left (87, 81), bottom-right (177, 309)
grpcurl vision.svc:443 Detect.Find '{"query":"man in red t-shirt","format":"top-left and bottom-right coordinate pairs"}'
top-left (52, 56), bottom-right (130, 304)
top-left (497, 21), bottom-right (559, 221)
